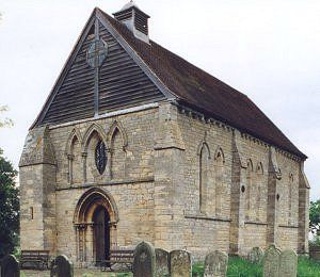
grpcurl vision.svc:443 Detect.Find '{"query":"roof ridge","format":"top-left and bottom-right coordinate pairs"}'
top-left (100, 9), bottom-right (305, 159)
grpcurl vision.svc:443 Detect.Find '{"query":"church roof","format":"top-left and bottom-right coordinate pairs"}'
top-left (31, 7), bottom-right (306, 159)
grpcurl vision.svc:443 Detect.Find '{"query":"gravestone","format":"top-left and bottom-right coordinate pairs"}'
top-left (170, 250), bottom-right (192, 277)
top-left (155, 248), bottom-right (170, 277)
top-left (279, 249), bottom-right (297, 277)
top-left (263, 244), bottom-right (281, 277)
top-left (133, 241), bottom-right (156, 277)
top-left (0, 255), bottom-right (19, 277)
top-left (247, 247), bottom-right (264, 264)
top-left (203, 250), bottom-right (228, 277)
top-left (50, 255), bottom-right (74, 277)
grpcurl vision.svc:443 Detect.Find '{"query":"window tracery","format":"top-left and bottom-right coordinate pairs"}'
top-left (95, 140), bottom-right (107, 175)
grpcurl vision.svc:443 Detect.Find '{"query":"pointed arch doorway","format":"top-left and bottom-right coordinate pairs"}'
top-left (74, 187), bottom-right (119, 266)
top-left (93, 206), bottom-right (110, 263)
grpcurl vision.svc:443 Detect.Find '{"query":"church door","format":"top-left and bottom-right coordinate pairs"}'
top-left (93, 206), bottom-right (110, 264)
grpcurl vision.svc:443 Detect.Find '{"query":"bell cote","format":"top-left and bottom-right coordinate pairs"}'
top-left (113, 1), bottom-right (150, 44)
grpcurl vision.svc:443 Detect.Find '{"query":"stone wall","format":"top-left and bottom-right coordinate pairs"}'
top-left (19, 102), bottom-right (309, 266)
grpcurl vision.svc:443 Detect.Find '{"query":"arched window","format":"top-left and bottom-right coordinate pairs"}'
top-left (82, 123), bottom-right (109, 182)
top-left (288, 173), bottom-right (294, 225)
top-left (254, 162), bottom-right (264, 221)
top-left (110, 128), bottom-right (126, 179)
top-left (214, 148), bottom-right (225, 217)
top-left (245, 159), bottom-right (254, 220)
top-left (199, 143), bottom-right (210, 214)
top-left (65, 128), bottom-right (82, 184)
top-left (107, 121), bottom-right (128, 180)
top-left (95, 140), bottom-right (107, 175)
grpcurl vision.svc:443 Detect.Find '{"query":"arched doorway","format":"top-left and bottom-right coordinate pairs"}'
top-left (74, 187), bottom-right (118, 266)
top-left (93, 206), bottom-right (110, 263)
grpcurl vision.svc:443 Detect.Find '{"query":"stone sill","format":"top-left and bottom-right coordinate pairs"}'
top-left (185, 214), bottom-right (231, 222)
top-left (56, 176), bottom-right (154, 191)
top-left (278, 224), bottom-right (299, 229)
top-left (244, 221), bottom-right (268, 226)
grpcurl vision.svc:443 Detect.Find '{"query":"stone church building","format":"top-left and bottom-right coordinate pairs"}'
top-left (19, 3), bottom-right (309, 266)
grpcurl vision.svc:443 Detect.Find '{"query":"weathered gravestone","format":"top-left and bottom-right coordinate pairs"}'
top-left (203, 250), bottom-right (228, 277)
top-left (155, 248), bottom-right (170, 277)
top-left (0, 254), bottom-right (19, 277)
top-left (170, 250), bottom-right (192, 277)
top-left (279, 249), bottom-right (297, 277)
top-left (133, 241), bottom-right (156, 277)
top-left (247, 247), bottom-right (264, 264)
top-left (263, 244), bottom-right (281, 277)
top-left (50, 255), bottom-right (74, 277)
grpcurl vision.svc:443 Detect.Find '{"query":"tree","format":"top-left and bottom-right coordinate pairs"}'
top-left (310, 200), bottom-right (320, 236)
top-left (0, 148), bottom-right (19, 258)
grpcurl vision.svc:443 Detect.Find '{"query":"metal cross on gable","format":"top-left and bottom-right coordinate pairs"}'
top-left (86, 19), bottom-right (109, 116)
top-left (87, 17), bottom-right (109, 68)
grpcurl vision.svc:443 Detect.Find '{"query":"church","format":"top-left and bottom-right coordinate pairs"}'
top-left (19, 2), bottom-right (309, 266)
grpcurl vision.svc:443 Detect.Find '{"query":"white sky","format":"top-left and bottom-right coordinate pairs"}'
top-left (0, 0), bottom-right (319, 200)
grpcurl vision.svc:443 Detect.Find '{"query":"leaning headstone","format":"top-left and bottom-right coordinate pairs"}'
top-left (133, 241), bottom-right (156, 277)
top-left (279, 249), bottom-right (298, 277)
top-left (50, 254), bottom-right (74, 277)
top-left (263, 244), bottom-right (281, 277)
top-left (203, 250), bottom-right (228, 277)
top-left (247, 247), bottom-right (264, 264)
top-left (0, 255), bottom-right (19, 277)
top-left (170, 250), bottom-right (192, 277)
top-left (155, 248), bottom-right (170, 277)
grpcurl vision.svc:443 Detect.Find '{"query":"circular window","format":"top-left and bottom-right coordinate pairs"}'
top-left (95, 140), bottom-right (107, 175)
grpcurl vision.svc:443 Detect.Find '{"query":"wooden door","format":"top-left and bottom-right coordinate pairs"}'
top-left (93, 206), bottom-right (110, 264)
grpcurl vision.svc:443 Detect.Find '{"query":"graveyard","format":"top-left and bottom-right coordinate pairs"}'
top-left (2, 242), bottom-right (320, 276)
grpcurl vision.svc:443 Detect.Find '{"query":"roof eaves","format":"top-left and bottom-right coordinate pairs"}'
top-left (175, 98), bottom-right (307, 160)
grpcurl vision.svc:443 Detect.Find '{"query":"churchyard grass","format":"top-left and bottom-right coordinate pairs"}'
top-left (226, 256), bottom-right (262, 277)
top-left (192, 262), bottom-right (204, 276)
top-left (297, 256), bottom-right (320, 277)
top-left (192, 256), bottom-right (320, 277)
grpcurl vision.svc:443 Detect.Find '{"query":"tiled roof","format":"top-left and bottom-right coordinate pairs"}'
top-left (99, 9), bottom-right (306, 159)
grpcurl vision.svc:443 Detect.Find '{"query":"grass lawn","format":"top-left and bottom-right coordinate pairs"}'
top-left (192, 256), bottom-right (320, 277)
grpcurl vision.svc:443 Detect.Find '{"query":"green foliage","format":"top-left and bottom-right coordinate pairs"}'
top-left (310, 200), bottom-right (320, 235)
top-left (297, 256), bottom-right (320, 277)
top-left (0, 148), bottom-right (19, 258)
top-left (192, 256), bottom-right (320, 277)
top-left (226, 256), bottom-right (262, 277)
top-left (192, 262), bottom-right (204, 276)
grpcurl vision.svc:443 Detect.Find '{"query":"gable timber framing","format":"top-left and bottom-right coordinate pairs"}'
top-left (31, 8), bottom-right (175, 129)
top-left (96, 9), bottom-right (176, 101)
top-left (31, 12), bottom-right (97, 129)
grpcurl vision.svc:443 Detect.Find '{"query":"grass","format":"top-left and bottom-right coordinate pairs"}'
top-left (192, 256), bottom-right (320, 277)
top-left (297, 256), bottom-right (320, 277)
top-left (226, 256), bottom-right (262, 277)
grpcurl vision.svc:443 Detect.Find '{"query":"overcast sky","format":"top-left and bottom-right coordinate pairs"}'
top-left (0, 0), bottom-right (319, 200)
